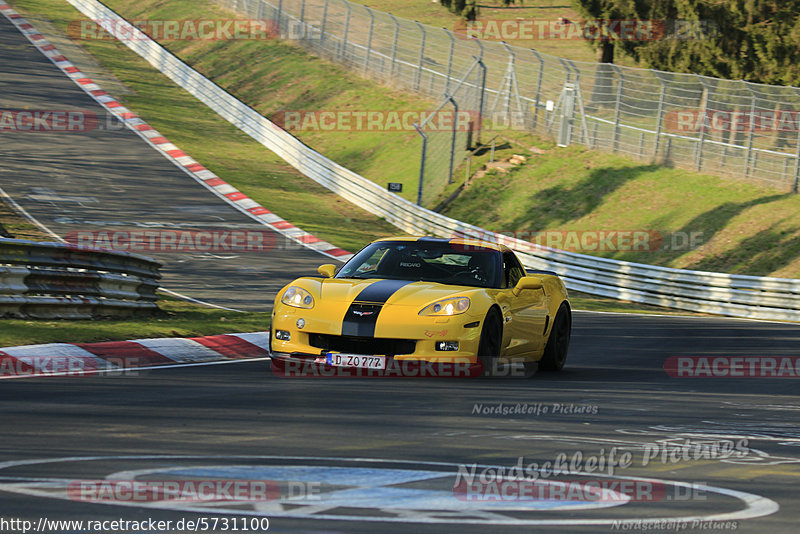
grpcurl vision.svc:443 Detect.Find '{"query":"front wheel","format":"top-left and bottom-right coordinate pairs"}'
top-left (539, 303), bottom-right (571, 371)
top-left (477, 309), bottom-right (502, 377)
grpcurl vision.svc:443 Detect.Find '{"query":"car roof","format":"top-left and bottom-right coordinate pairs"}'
top-left (372, 235), bottom-right (508, 252)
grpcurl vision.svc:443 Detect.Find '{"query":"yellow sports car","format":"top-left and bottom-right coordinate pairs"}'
top-left (269, 237), bottom-right (571, 377)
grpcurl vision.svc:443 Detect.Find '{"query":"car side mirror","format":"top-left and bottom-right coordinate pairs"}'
top-left (512, 276), bottom-right (543, 296)
top-left (317, 264), bottom-right (337, 278)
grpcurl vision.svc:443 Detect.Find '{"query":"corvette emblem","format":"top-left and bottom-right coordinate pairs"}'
top-left (424, 329), bottom-right (448, 337)
top-left (353, 310), bottom-right (375, 317)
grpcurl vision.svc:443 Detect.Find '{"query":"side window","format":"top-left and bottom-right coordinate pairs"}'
top-left (503, 251), bottom-right (525, 289)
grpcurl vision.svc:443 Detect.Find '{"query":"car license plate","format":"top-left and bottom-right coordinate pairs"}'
top-left (325, 353), bottom-right (386, 370)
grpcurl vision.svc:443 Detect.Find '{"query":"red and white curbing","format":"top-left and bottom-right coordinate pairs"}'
top-left (0, 332), bottom-right (271, 378)
top-left (0, 4), bottom-right (352, 262)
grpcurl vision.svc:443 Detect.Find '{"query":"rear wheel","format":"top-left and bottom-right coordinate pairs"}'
top-left (539, 303), bottom-right (571, 371)
top-left (477, 308), bottom-right (502, 376)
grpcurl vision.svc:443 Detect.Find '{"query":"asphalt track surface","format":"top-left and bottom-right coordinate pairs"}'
top-left (2, 9), bottom-right (800, 534)
top-left (0, 13), bottom-right (328, 311)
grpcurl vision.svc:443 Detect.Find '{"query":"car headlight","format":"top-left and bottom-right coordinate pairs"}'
top-left (281, 286), bottom-right (315, 309)
top-left (419, 297), bottom-right (470, 316)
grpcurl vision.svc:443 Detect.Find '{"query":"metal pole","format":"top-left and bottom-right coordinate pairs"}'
top-left (652, 76), bottom-right (666, 160)
top-left (744, 85), bottom-right (757, 178)
top-left (415, 21), bottom-right (426, 92)
top-left (793, 126), bottom-right (800, 193)
top-left (792, 89), bottom-right (800, 192)
top-left (389, 14), bottom-right (399, 78)
top-left (444, 28), bottom-right (454, 96)
top-left (276, 0), bottom-right (282, 35)
top-left (299, 0), bottom-right (305, 25)
top-left (531, 49), bottom-right (544, 130)
top-left (363, 8), bottom-right (374, 75)
top-left (638, 132), bottom-right (645, 159)
top-left (565, 58), bottom-right (591, 149)
top-left (414, 123), bottom-right (428, 205)
top-left (695, 77), bottom-right (711, 171)
top-left (341, 2), bottom-right (351, 61)
top-left (447, 96), bottom-right (458, 184)
top-left (611, 65), bottom-right (623, 153)
top-left (320, 0), bottom-right (329, 44)
top-left (475, 57), bottom-right (486, 145)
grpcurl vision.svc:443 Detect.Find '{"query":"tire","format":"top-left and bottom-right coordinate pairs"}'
top-left (539, 303), bottom-right (571, 372)
top-left (477, 308), bottom-right (502, 377)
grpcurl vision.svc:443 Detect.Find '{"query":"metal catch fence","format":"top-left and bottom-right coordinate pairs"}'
top-left (219, 0), bottom-right (800, 193)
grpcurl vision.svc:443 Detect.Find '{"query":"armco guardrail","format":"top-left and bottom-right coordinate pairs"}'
top-left (0, 238), bottom-right (161, 319)
top-left (63, 0), bottom-right (800, 322)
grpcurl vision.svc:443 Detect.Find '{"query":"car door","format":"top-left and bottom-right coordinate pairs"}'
top-left (498, 250), bottom-right (548, 357)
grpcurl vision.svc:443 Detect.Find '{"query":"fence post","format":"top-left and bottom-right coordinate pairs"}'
top-left (320, 0), bottom-right (329, 44)
top-left (444, 28), bottom-right (454, 96)
top-left (744, 84), bottom-right (757, 178)
top-left (611, 65), bottom-right (623, 153)
top-left (565, 58), bottom-right (591, 149)
top-left (276, 0), bottom-right (282, 34)
top-left (341, 1), bottom-right (351, 61)
top-left (652, 75), bottom-right (666, 160)
top-left (695, 77), bottom-right (710, 171)
top-left (447, 96), bottom-right (458, 184)
top-left (475, 56), bottom-right (486, 145)
top-left (794, 126), bottom-right (800, 193)
top-left (531, 49), bottom-right (544, 130)
top-left (299, 0), bottom-right (305, 25)
top-left (363, 8), bottom-right (374, 74)
top-left (415, 21), bottom-right (426, 92)
top-left (414, 123), bottom-right (428, 205)
top-left (389, 14), bottom-right (399, 78)
top-left (256, 0), bottom-right (264, 22)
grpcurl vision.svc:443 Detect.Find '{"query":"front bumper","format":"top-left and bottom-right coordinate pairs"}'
top-left (271, 305), bottom-right (483, 361)
top-left (269, 351), bottom-right (484, 378)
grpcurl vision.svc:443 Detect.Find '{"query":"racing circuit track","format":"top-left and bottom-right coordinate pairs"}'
top-left (1, 9), bottom-right (800, 534)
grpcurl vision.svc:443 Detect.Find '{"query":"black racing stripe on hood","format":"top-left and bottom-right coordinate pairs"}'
top-left (352, 279), bottom-right (414, 304)
top-left (341, 279), bottom-right (414, 337)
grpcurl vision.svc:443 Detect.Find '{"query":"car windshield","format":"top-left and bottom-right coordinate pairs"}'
top-left (336, 240), bottom-right (501, 288)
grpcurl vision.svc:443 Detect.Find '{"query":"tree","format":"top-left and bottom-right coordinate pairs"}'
top-left (439, 0), bottom-right (479, 21)
top-left (573, 0), bottom-right (800, 86)
top-left (633, 0), bottom-right (800, 86)
top-left (571, 0), bottom-right (643, 106)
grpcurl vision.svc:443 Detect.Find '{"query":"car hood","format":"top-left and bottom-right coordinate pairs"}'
top-left (318, 278), bottom-right (479, 307)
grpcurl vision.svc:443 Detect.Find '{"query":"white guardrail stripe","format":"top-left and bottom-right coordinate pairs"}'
top-left (63, 0), bottom-right (800, 322)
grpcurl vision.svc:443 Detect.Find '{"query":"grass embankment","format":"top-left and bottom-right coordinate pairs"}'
top-left (14, 0), bottom-right (798, 278)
